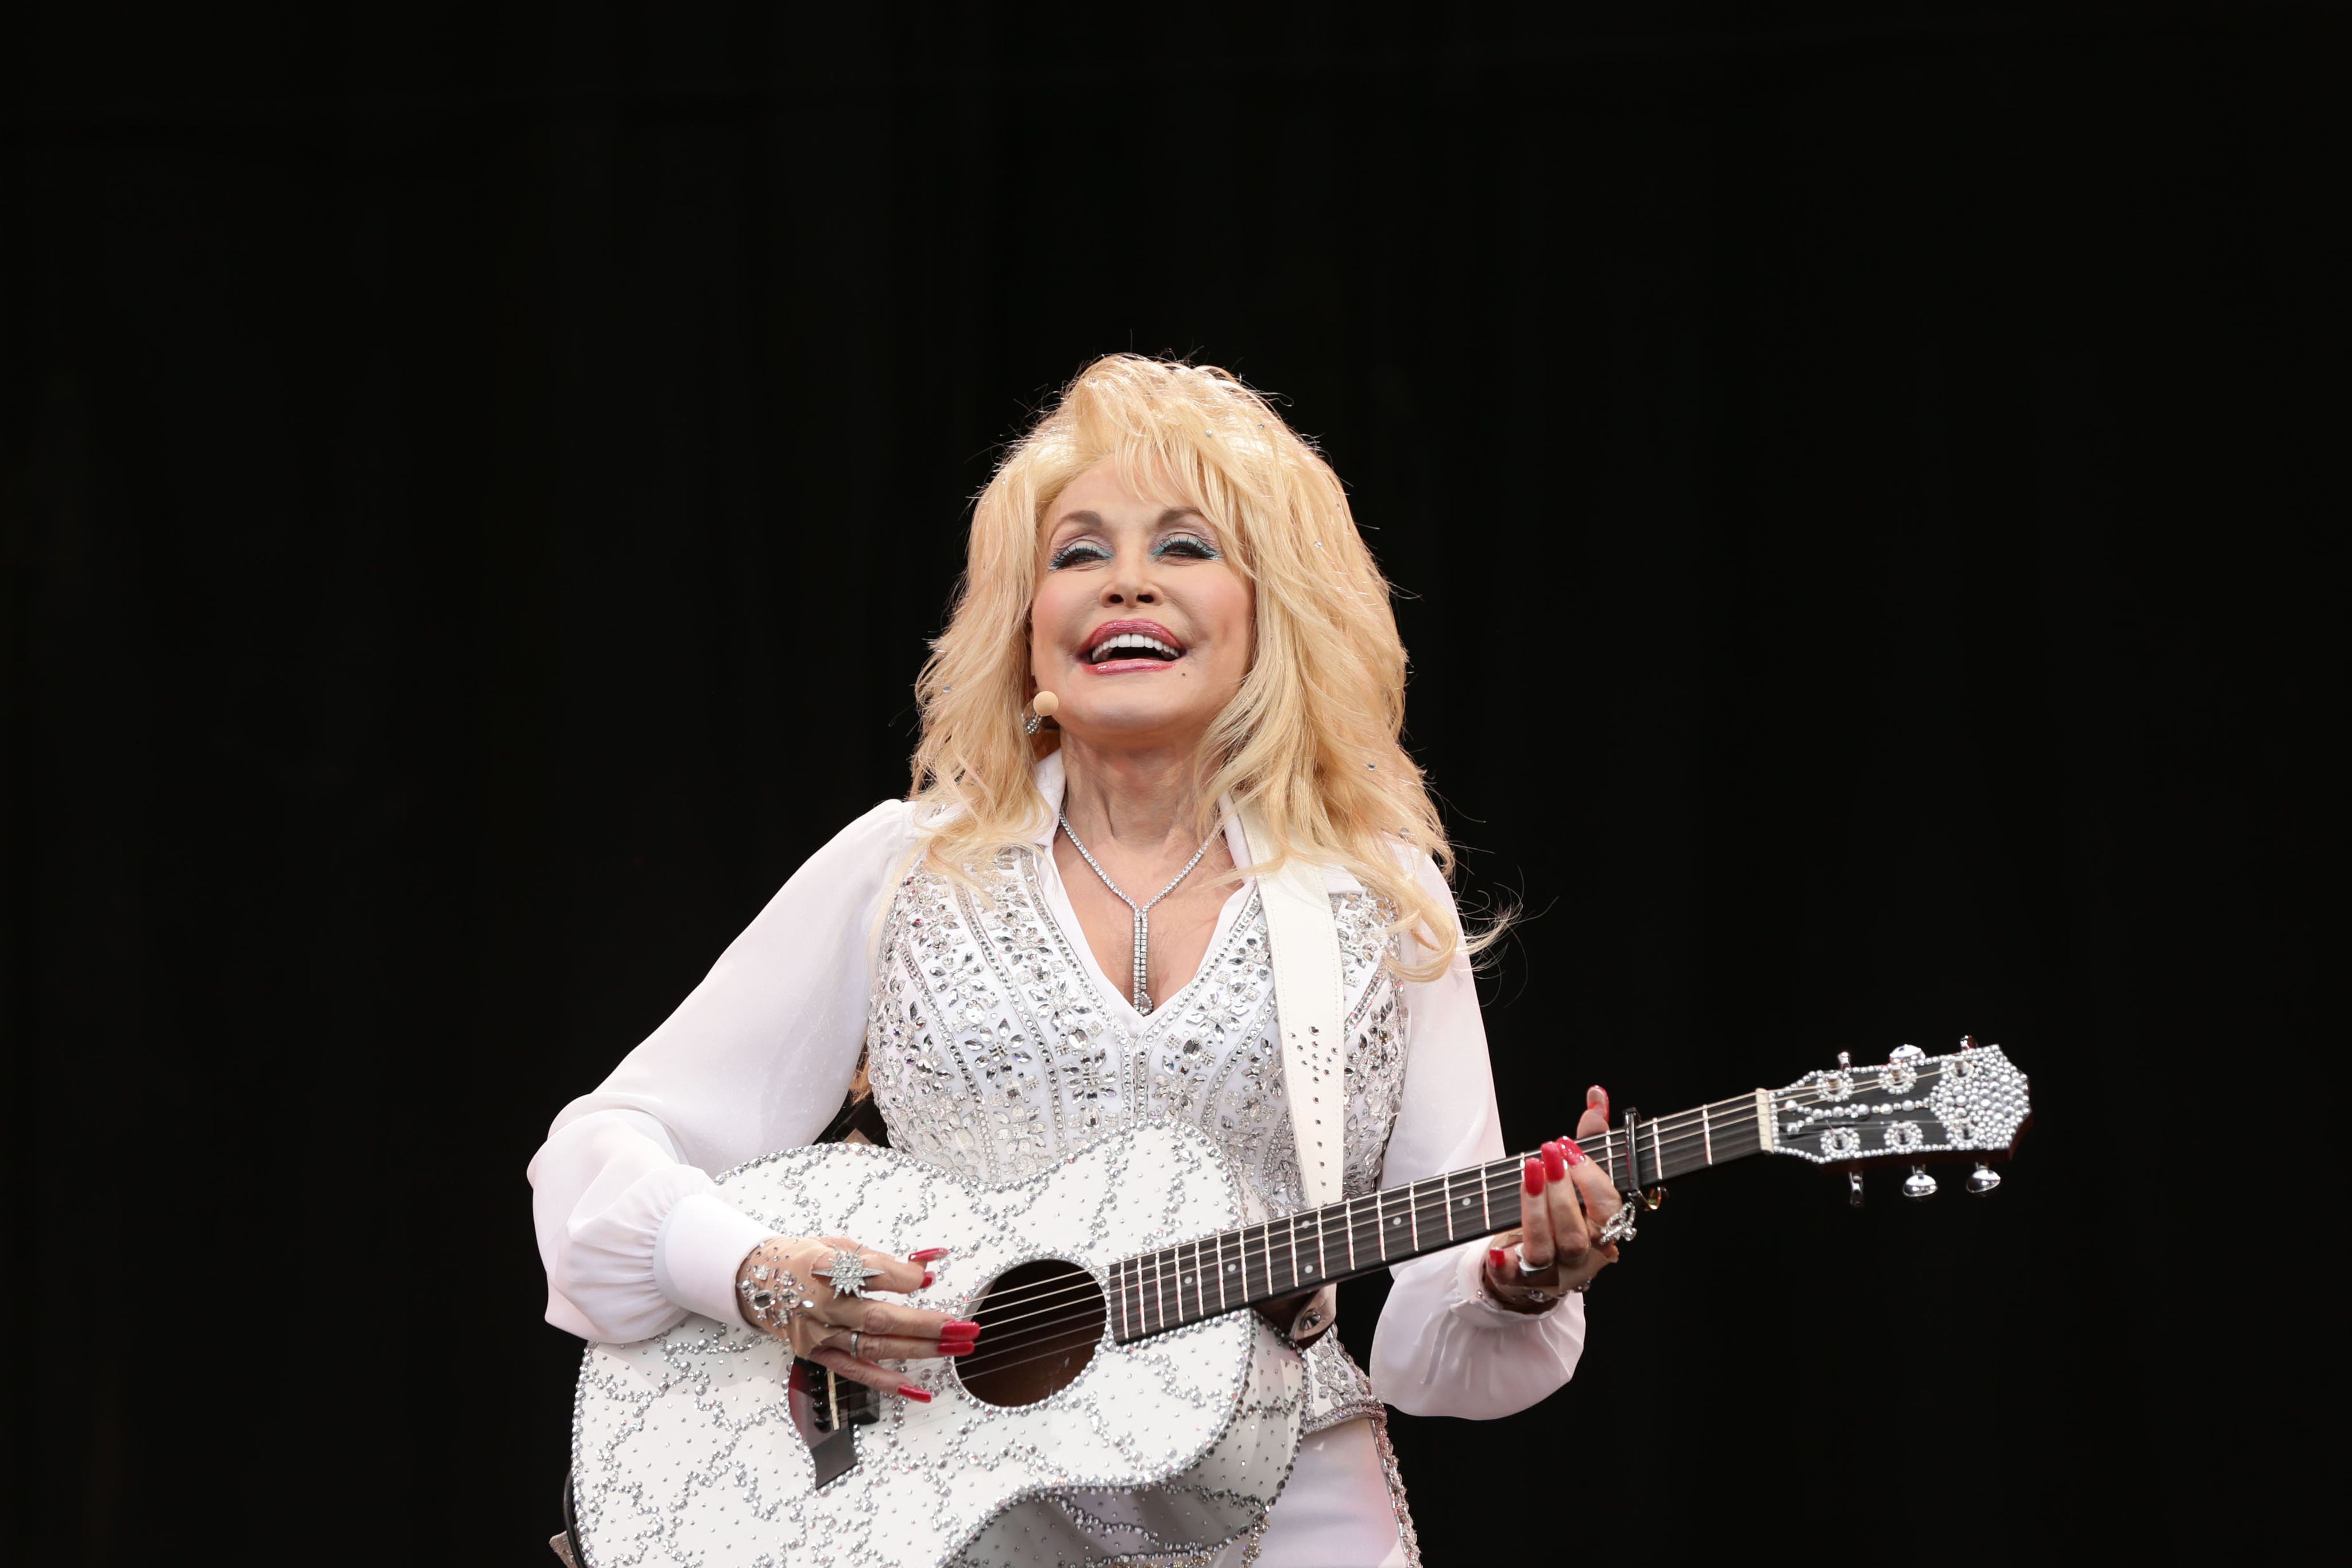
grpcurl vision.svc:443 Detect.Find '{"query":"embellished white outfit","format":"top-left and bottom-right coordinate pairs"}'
top-left (531, 754), bottom-right (1587, 1565)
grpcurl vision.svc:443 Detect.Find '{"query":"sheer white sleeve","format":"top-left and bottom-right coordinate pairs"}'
top-left (527, 799), bottom-right (913, 1343)
top-left (1365, 857), bottom-right (1587, 1419)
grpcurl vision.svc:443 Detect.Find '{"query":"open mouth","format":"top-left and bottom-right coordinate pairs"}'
top-left (1082, 621), bottom-right (1186, 668)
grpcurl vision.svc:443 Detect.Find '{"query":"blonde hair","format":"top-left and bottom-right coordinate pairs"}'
top-left (910, 354), bottom-right (1475, 981)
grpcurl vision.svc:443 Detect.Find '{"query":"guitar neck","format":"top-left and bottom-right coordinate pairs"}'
top-left (1106, 1089), bottom-right (1771, 1344)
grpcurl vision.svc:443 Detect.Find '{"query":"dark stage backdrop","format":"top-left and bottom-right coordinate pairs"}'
top-left (2, 5), bottom-right (2332, 1563)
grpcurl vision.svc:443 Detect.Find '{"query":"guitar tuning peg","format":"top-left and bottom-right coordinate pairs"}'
top-left (1902, 1166), bottom-right (1939, 1201)
top-left (1967, 1163), bottom-right (2002, 1196)
top-left (1848, 1170), bottom-right (1865, 1208)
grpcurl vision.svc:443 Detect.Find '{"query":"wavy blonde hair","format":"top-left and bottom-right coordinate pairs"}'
top-left (910, 354), bottom-right (1473, 980)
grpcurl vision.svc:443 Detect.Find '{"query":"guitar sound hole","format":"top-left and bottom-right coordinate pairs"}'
top-left (954, 1256), bottom-right (1104, 1408)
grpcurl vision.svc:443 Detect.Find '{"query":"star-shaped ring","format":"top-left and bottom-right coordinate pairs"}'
top-left (821, 1247), bottom-right (884, 1299)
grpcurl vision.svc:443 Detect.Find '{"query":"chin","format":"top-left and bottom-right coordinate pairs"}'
top-left (1060, 699), bottom-right (1220, 744)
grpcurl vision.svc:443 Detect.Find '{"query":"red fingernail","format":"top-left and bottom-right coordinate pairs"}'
top-left (1523, 1158), bottom-right (1544, 1196)
top-left (1542, 1142), bottom-right (1566, 1182)
top-left (1561, 1138), bottom-right (1587, 1166)
top-left (942, 1320), bottom-right (981, 1337)
top-left (942, 1341), bottom-right (976, 1356)
top-left (1488, 1247), bottom-right (1508, 1271)
top-left (910, 1248), bottom-right (950, 1263)
top-left (897, 1384), bottom-right (933, 1403)
top-left (1589, 1085), bottom-right (1609, 1113)
top-left (920, 1271), bottom-right (935, 1288)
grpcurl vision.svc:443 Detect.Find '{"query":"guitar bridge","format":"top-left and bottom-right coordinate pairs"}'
top-left (789, 1356), bottom-right (877, 1489)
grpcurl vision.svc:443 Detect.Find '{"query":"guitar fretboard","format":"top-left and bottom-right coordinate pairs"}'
top-left (1107, 1090), bottom-right (1769, 1343)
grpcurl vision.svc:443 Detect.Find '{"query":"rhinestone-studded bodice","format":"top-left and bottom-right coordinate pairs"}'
top-left (864, 850), bottom-right (1410, 1435)
top-left (866, 851), bottom-right (1409, 1215)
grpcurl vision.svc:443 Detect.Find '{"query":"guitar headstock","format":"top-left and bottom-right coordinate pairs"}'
top-left (1764, 1037), bottom-right (2031, 1172)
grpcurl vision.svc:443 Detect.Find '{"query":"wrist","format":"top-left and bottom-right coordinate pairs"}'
top-left (1476, 1244), bottom-right (1568, 1315)
top-left (735, 1236), bottom-right (810, 1334)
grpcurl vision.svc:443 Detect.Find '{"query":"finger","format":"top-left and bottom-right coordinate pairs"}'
top-left (1483, 1228), bottom-right (1527, 1292)
top-left (828, 1329), bottom-right (970, 1362)
top-left (1573, 1084), bottom-right (1610, 1141)
top-left (1568, 1143), bottom-right (1621, 1229)
top-left (1547, 1141), bottom-right (1592, 1270)
top-left (1519, 1154), bottom-right (1557, 1270)
top-left (806, 1342), bottom-right (926, 1397)
top-left (826, 1298), bottom-right (972, 1342)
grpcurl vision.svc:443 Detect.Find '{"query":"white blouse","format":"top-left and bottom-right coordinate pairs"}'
top-left (528, 755), bottom-right (1587, 1427)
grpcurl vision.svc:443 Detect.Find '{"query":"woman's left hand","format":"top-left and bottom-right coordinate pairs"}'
top-left (1481, 1084), bottom-right (1623, 1313)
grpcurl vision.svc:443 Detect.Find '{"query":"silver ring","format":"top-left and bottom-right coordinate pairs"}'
top-left (1515, 1250), bottom-right (1550, 1277)
top-left (822, 1247), bottom-right (884, 1299)
top-left (849, 1330), bottom-right (862, 1360)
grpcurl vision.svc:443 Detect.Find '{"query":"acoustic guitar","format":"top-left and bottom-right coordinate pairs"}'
top-left (563, 1037), bottom-right (2030, 1566)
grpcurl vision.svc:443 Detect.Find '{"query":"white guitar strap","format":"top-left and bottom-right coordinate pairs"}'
top-left (1238, 808), bottom-right (1345, 1344)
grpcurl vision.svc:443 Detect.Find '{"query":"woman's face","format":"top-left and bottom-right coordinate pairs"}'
top-left (1029, 460), bottom-right (1255, 752)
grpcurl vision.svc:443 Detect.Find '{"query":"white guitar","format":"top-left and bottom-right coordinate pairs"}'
top-left (563, 1038), bottom-right (2031, 1566)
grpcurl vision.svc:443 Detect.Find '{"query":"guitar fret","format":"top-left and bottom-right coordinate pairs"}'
top-left (1106, 1083), bottom-right (1813, 1342)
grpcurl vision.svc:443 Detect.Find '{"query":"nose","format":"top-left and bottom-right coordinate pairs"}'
top-left (1101, 544), bottom-right (1159, 607)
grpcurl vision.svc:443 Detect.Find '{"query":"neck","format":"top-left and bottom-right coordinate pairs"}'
top-left (1055, 735), bottom-right (1216, 851)
top-left (1105, 1090), bottom-right (1777, 1344)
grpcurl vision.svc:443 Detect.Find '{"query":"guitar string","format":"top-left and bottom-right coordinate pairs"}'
top-left (930, 1063), bottom-right (1968, 1324)
top-left (826, 1066), bottom-right (1992, 1391)
top-left (949, 1098), bottom-right (1941, 1347)
top-left (951, 1107), bottom-right (1740, 1326)
top-left (947, 1128), bottom-right (1989, 1372)
top-left (951, 1103), bottom-right (1842, 1330)
top-left (945, 1168), bottom-right (1584, 1344)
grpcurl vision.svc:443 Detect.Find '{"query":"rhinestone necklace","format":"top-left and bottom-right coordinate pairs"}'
top-left (1056, 811), bottom-right (1220, 1016)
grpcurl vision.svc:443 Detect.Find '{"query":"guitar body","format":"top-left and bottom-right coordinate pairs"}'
top-left (570, 1122), bottom-right (1305, 1567)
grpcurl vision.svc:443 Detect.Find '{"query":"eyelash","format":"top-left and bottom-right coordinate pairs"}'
top-left (1047, 535), bottom-right (1222, 570)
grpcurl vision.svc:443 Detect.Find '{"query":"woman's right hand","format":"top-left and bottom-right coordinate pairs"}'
top-left (734, 1236), bottom-right (978, 1400)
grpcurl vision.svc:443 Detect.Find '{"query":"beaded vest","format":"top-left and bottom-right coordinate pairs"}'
top-left (864, 848), bottom-right (1411, 1431)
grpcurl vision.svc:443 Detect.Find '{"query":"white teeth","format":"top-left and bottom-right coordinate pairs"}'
top-left (1088, 633), bottom-right (1181, 662)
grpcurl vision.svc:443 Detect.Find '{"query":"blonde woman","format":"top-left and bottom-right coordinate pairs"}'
top-left (530, 355), bottom-right (1622, 1565)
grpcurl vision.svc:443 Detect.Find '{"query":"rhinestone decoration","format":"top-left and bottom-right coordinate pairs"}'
top-left (574, 1123), bottom-right (1309, 1567)
top-left (862, 850), bottom-right (1407, 1438)
top-left (572, 849), bottom-right (1422, 1566)
top-left (1767, 1043), bottom-right (2032, 1166)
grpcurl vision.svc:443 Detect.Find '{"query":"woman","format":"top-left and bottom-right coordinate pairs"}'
top-left (530, 356), bottom-right (1622, 1566)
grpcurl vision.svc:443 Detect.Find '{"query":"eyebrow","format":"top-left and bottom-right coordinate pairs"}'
top-left (1050, 506), bottom-right (1208, 534)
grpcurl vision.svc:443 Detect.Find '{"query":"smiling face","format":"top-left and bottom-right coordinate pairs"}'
top-left (1029, 461), bottom-right (1255, 752)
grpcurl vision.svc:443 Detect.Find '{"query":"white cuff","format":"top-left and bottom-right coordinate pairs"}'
top-left (653, 1191), bottom-right (778, 1326)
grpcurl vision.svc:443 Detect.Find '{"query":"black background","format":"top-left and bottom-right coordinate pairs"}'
top-left (3, 4), bottom-right (2334, 1563)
